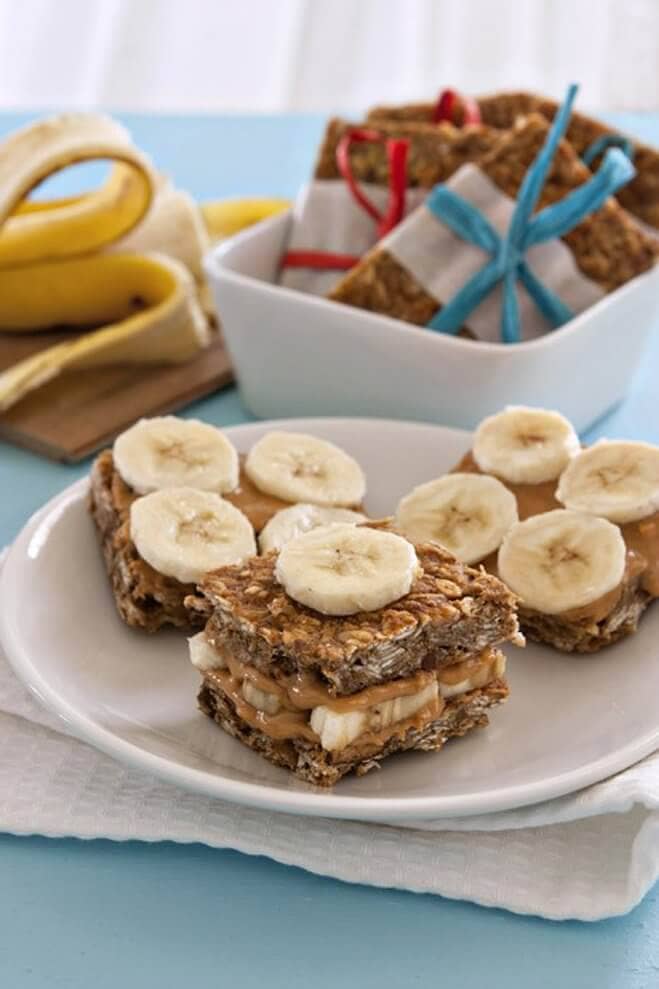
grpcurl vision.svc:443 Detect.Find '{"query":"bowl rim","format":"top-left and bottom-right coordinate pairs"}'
top-left (204, 210), bottom-right (659, 356)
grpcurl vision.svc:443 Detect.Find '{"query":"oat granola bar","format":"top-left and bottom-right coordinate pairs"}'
top-left (451, 451), bottom-right (658, 654)
top-left (315, 117), bottom-right (501, 188)
top-left (368, 90), bottom-right (659, 229)
top-left (89, 450), bottom-right (202, 632)
top-left (328, 114), bottom-right (658, 326)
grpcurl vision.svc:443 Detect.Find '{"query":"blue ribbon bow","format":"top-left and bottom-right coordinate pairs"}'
top-left (582, 133), bottom-right (634, 167)
top-left (425, 84), bottom-right (636, 343)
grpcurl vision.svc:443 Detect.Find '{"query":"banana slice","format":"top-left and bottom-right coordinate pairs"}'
top-left (395, 473), bottom-right (518, 564)
top-left (245, 432), bottom-right (366, 507)
top-left (275, 523), bottom-right (419, 616)
top-left (473, 406), bottom-right (580, 484)
top-left (497, 509), bottom-right (626, 614)
top-left (188, 631), bottom-right (226, 671)
top-left (556, 440), bottom-right (659, 524)
top-left (113, 416), bottom-right (239, 495)
top-left (310, 681), bottom-right (437, 751)
top-left (258, 503), bottom-right (367, 554)
top-left (130, 487), bottom-right (256, 584)
top-left (242, 680), bottom-right (282, 716)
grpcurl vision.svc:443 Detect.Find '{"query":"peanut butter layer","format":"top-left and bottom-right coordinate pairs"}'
top-left (198, 673), bottom-right (509, 787)
top-left (455, 450), bottom-right (561, 520)
top-left (314, 117), bottom-right (500, 187)
top-left (329, 114), bottom-right (658, 320)
top-left (203, 638), bottom-right (501, 715)
top-left (367, 90), bottom-right (659, 229)
top-left (89, 450), bottom-right (201, 632)
top-left (223, 455), bottom-right (293, 533)
top-left (187, 543), bottom-right (520, 694)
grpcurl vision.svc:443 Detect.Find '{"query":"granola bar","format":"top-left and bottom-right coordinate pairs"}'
top-left (449, 424), bottom-right (658, 653)
top-left (88, 449), bottom-right (284, 632)
top-left (89, 450), bottom-right (202, 632)
top-left (315, 117), bottom-right (501, 187)
top-left (368, 90), bottom-right (659, 228)
top-left (329, 114), bottom-right (658, 328)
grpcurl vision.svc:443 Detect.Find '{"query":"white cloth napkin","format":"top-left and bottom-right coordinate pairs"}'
top-left (2, 557), bottom-right (658, 921)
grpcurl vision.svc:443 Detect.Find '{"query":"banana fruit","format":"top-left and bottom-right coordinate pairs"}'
top-left (130, 487), bottom-right (256, 585)
top-left (258, 503), bottom-right (366, 554)
top-left (310, 681), bottom-right (438, 752)
top-left (275, 523), bottom-right (420, 616)
top-left (556, 440), bottom-right (659, 524)
top-left (241, 680), bottom-right (282, 716)
top-left (396, 473), bottom-right (518, 564)
top-left (245, 432), bottom-right (366, 507)
top-left (0, 113), bottom-right (289, 412)
top-left (473, 406), bottom-right (580, 484)
top-left (188, 631), bottom-right (226, 671)
top-left (200, 197), bottom-right (289, 241)
top-left (113, 416), bottom-right (238, 494)
top-left (498, 509), bottom-right (626, 614)
top-left (0, 113), bottom-right (211, 411)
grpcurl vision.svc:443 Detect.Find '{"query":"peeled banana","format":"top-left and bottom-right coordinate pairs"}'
top-left (0, 113), bottom-right (290, 412)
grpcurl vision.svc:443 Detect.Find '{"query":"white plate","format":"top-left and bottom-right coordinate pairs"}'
top-left (2, 418), bottom-right (658, 823)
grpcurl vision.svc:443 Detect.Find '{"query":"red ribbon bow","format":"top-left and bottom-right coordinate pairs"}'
top-left (282, 128), bottom-right (409, 272)
top-left (433, 88), bottom-right (482, 126)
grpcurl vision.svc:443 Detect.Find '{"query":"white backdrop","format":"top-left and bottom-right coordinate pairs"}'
top-left (1, 0), bottom-right (658, 112)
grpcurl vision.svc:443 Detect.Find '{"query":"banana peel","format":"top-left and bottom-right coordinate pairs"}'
top-left (0, 113), bottom-right (289, 412)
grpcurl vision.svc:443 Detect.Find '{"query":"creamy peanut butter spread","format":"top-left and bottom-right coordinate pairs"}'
top-left (201, 637), bottom-right (503, 749)
top-left (223, 457), bottom-right (293, 533)
top-left (455, 451), bottom-right (561, 520)
top-left (455, 449), bottom-right (659, 616)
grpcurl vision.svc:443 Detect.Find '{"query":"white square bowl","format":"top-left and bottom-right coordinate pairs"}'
top-left (205, 210), bottom-right (659, 432)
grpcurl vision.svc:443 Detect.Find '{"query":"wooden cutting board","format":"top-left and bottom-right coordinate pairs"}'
top-left (0, 328), bottom-right (233, 462)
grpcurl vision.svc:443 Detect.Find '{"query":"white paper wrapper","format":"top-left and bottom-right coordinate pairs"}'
top-left (279, 180), bottom-right (426, 296)
top-left (381, 164), bottom-right (606, 343)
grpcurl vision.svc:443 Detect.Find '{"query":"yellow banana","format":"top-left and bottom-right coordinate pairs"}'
top-left (201, 197), bottom-right (289, 240)
top-left (0, 254), bottom-right (208, 409)
top-left (0, 113), bottom-right (289, 412)
top-left (0, 114), bottom-right (210, 412)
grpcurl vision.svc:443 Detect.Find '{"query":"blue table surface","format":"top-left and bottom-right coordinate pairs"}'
top-left (1, 109), bottom-right (659, 988)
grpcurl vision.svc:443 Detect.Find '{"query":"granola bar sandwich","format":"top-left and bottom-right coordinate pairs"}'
top-left (187, 521), bottom-right (521, 786)
top-left (90, 418), bottom-right (367, 630)
top-left (396, 406), bottom-right (659, 653)
top-left (90, 416), bottom-right (255, 631)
